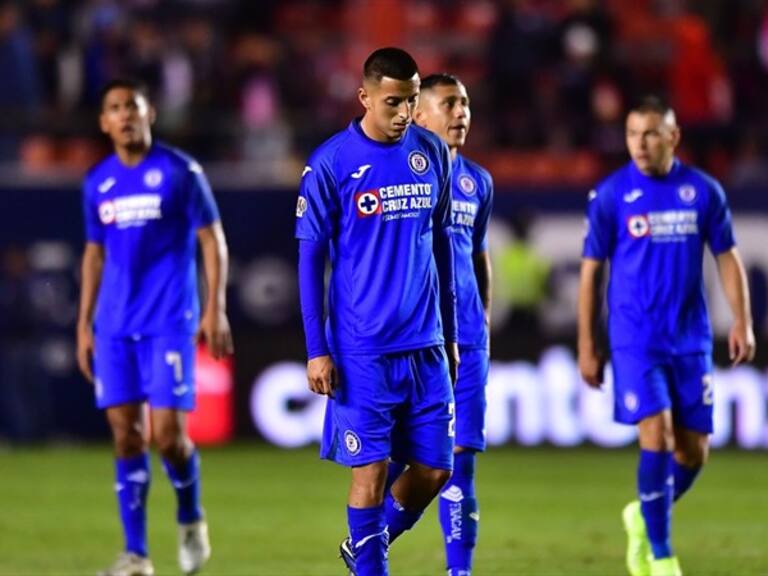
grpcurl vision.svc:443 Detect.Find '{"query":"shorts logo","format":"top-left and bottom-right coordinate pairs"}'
top-left (624, 391), bottom-right (639, 413)
top-left (344, 430), bottom-right (362, 455)
top-left (296, 196), bottom-right (307, 218)
top-left (627, 215), bottom-right (650, 238)
top-left (408, 151), bottom-right (429, 175)
top-left (355, 190), bottom-right (381, 217)
top-left (99, 200), bottom-right (116, 224)
top-left (458, 174), bottom-right (476, 195)
top-left (678, 185), bottom-right (697, 204)
top-left (143, 169), bottom-right (163, 188)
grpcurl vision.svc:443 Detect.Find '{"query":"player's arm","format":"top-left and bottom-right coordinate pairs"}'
top-left (299, 238), bottom-right (337, 397)
top-left (196, 222), bottom-right (234, 359)
top-left (473, 251), bottom-right (492, 328)
top-left (76, 241), bottom-right (104, 383)
top-left (715, 248), bottom-right (756, 364)
top-left (578, 257), bottom-right (606, 388)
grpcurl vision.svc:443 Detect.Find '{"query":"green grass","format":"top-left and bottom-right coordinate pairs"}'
top-left (0, 445), bottom-right (765, 575)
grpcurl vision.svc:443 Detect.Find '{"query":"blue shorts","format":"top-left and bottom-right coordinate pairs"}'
top-left (453, 347), bottom-right (489, 452)
top-left (93, 334), bottom-right (197, 411)
top-left (610, 349), bottom-right (714, 433)
top-left (321, 346), bottom-right (455, 470)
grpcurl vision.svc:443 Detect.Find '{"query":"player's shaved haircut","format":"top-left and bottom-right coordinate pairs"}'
top-left (363, 47), bottom-right (419, 83)
top-left (629, 96), bottom-right (677, 125)
top-left (420, 73), bottom-right (461, 91)
top-left (99, 78), bottom-right (150, 109)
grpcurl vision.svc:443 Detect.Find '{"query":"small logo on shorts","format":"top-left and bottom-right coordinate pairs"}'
top-left (624, 392), bottom-right (639, 413)
top-left (344, 430), bottom-right (362, 455)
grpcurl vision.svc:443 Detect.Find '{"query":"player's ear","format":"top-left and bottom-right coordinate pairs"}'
top-left (357, 86), bottom-right (371, 111)
top-left (671, 125), bottom-right (681, 148)
top-left (98, 111), bottom-right (109, 135)
top-left (413, 107), bottom-right (427, 128)
top-left (148, 105), bottom-right (157, 125)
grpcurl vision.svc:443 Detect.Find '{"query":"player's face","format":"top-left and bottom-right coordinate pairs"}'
top-left (414, 82), bottom-right (471, 152)
top-left (99, 87), bottom-right (154, 151)
top-left (625, 111), bottom-right (680, 176)
top-left (358, 75), bottom-right (420, 142)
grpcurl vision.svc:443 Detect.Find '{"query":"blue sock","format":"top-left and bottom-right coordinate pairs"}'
top-left (638, 449), bottom-right (673, 559)
top-left (162, 449), bottom-right (202, 524)
top-left (672, 461), bottom-right (701, 502)
top-left (439, 452), bottom-right (479, 576)
top-left (384, 460), bottom-right (406, 494)
top-left (384, 492), bottom-right (424, 544)
top-left (115, 453), bottom-right (151, 557)
top-left (348, 504), bottom-right (389, 576)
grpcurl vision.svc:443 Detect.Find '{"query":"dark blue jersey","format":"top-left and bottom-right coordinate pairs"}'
top-left (82, 143), bottom-right (220, 338)
top-left (295, 120), bottom-right (454, 355)
top-left (583, 159), bottom-right (735, 354)
top-left (451, 154), bottom-right (493, 350)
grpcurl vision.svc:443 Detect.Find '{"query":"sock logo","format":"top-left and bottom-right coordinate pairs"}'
top-left (343, 430), bottom-right (362, 455)
top-left (441, 485), bottom-right (464, 503)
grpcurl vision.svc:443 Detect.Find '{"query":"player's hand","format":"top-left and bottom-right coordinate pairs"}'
top-left (578, 348), bottom-right (605, 388)
top-left (729, 321), bottom-right (756, 365)
top-left (446, 342), bottom-right (460, 386)
top-left (197, 309), bottom-right (234, 360)
top-left (307, 355), bottom-right (337, 397)
top-left (76, 323), bottom-right (96, 383)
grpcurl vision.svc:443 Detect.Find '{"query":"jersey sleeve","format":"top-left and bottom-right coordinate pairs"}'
top-left (295, 157), bottom-right (338, 241)
top-left (186, 162), bottom-right (220, 228)
top-left (433, 141), bottom-right (453, 230)
top-left (582, 184), bottom-right (615, 260)
top-left (473, 171), bottom-right (494, 253)
top-left (704, 179), bottom-right (736, 255)
top-left (82, 181), bottom-right (104, 244)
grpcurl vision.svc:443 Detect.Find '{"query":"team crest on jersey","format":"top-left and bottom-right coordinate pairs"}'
top-left (627, 215), bottom-right (650, 238)
top-left (408, 151), bottom-right (429, 175)
top-left (143, 169), bottom-right (163, 188)
top-left (458, 174), bottom-right (476, 195)
top-left (296, 196), bottom-right (307, 218)
top-left (99, 200), bottom-right (116, 224)
top-left (678, 185), bottom-right (697, 204)
top-left (355, 190), bottom-right (381, 217)
top-left (344, 430), bottom-right (362, 455)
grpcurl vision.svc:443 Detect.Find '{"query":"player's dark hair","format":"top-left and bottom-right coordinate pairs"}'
top-left (629, 95), bottom-right (673, 117)
top-left (420, 73), bottom-right (461, 91)
top-left (99, 79), bottom-right (151, 109)
top-left (363, 47), bottom-right (419, 83)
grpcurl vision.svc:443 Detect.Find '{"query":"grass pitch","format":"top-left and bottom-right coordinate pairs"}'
top-left (0, 445), bottom-right (765, 575)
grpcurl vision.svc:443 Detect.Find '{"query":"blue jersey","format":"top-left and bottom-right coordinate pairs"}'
top-left (583, 159), bottom-right (735, 354)
top-left (295, 120), bottom-right (453, 355)
top-left (451, 154), bottom-right (493, 350)
top-left (82, 143), bottom-right (220, 338)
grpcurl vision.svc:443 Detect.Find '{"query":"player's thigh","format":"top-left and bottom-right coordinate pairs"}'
top-left (93, 336), bottom-right (144, 409)
top-left (454, 348), bottom-right (489, 452)
top-left (396, 346), bottom-right (455, 471)
top-left (611, 348), bottom-right (672, 425)
top-left (670, 353), bottom-right (714, 435)
top-left (321, 353), bottom-right (401, 467)
top-left (141, 334), bottom-right (196, 411)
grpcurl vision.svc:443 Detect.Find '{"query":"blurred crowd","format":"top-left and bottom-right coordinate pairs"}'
top-left (2, 0), bottom-right (768, 186)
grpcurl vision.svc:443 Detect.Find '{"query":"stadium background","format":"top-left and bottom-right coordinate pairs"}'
top-left (0, 1), bottom-right (767, 574)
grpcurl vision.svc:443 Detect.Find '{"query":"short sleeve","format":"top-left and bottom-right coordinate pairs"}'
top-left (582, 185), bottom-right (616, 260)
top-left (82, 182), bottom-right (104, 243)
top-left (295, 159), bottom-right (338, 241)
top-left (186, 162), bottom-right (220, 228)
top-left (473, 172), bottom-right (493, 253)
top-left (705, 179), bottom-right (736, 255)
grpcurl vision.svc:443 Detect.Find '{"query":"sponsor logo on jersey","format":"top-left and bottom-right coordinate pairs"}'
top-left (98, 177), bottom-right (116, 194)
top-left (355, 190), bottom-right (381, 217)
top-left (351, 164), bottom-right (372, 179)
top-left (408, 151), bottom-right (429, 175)
top-left (623, 189), bottom-right (643, 203)
top-left (98, 194), bottom-right (163, 227)
top-left (458, 174), bottom-right (476, 195)
top-left (296, 196), bottom-right (307, 218)
top-left (143, 169), bottom-right (163, 188)
top-left (452, 199), bottom-right (477, 226)
top-left (344, 430), bottom-right (362, 455)
top-left (627, 210), bottom-right (698, 241)
top-left (678, 184), bottom-right (697, 204)
top-left (627, 215), bottom-right (650, 238)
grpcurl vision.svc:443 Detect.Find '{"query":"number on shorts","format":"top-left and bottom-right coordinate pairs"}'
top-left (448, 402), bottom-right (456, 438)
top-left (702, 374), bottom-right (714, 405)
top-left (165, 351), bottom-right (183, 383)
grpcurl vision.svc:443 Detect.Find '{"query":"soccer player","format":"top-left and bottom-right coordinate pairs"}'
top-left (409, 73), bottom-right (493, 576)
top-left (578, 97), bottom-right (755, 576)
top-left (296, 48), bottom-right (459, 576)
top-left (77, 79), bottom-right (232, 576)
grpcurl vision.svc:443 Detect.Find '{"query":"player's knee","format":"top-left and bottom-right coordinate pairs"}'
top-left (111, 423), bottom-right (145, 457)
top-left (152, 425), bottom-right (187, 460)
top-left (676, 441), bottom-right (709, 468)
top-left (425, 467), bottom-right (452, 493)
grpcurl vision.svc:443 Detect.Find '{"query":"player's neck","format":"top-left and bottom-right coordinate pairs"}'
top-left (359, 115), bottom-right (403, 144)
top-left (450, 147), bottom-right (459, 161)
top-left (115, 139), bottom-right (152, 167)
